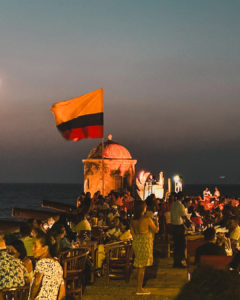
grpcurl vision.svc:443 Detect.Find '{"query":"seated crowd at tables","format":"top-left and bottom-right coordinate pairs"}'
top-left (165, 191), bottom-right (240, 270)
top-left (1, 189), bottom-right (240, 299)
top-left (0, 190), bottom-right (135, 299)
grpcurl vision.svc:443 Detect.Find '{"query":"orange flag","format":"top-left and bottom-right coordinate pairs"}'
top-left (51, 89), bottom-right (104, 141)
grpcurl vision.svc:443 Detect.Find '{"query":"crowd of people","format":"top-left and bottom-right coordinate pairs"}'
top-left (168, 189), bottom-right (240, 270)
top-left (0, 188), bottom-right (240, 298)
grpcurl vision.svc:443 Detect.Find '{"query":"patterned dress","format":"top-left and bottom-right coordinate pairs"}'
top-left (0, 250), bottom-right (26, 289)
top-left (29, 258), bottom-right (63, 300)
top-left (132, 232), bottom-right (153, 268)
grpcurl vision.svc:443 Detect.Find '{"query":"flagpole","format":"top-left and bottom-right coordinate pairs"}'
top-left (102, 88), bottom-right (104, 196)
top-left (102, 137), bottom-right (104, 196)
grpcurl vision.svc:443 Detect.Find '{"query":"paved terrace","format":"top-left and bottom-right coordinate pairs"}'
top-left (84, 257), bottom-right (187, 300)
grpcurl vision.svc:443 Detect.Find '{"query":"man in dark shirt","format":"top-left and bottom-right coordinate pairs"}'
top-left (195, 227), bottom-right (226, 264)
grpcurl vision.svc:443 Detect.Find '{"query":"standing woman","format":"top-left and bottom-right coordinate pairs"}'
top-left (28, 233), bottom-right (65, 300)
top-left (130, 201), bottom-right (159, 295)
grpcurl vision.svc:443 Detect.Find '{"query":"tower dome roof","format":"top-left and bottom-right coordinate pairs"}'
top-left (88, 138), bottom-right (132, 159)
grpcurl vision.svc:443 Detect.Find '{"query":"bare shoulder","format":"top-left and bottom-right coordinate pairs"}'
top-left (141, 216), bottom-right (152, 224)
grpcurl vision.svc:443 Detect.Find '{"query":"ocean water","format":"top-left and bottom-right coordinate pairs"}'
top-left (0, 183), bottom-right (240, 219)
top-left (0, 183), bottom-right (83, 219)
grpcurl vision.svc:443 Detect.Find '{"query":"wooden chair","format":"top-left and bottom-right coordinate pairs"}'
top-left (59, 247), bottom-right (88, 262)
top-left (199, 255), bottom-right (233, 270)
top-left (104, 241), bottom-right (133, 283)
top-left (61, 249), bottom-right (89, 299)
top-left (59, 245), bottom-right (96, 284)
top-left (1, 285), bottom-right (29, 300)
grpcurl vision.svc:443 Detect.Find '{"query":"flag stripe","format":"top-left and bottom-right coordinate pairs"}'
top-left (51, 88), bottom-right (103, 126)
top-left (60, 125), bottom-right (103, 141)
top-left (57, 112), bottom-right (103, 131)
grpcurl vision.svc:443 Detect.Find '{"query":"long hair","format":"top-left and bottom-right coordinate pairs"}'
top-left (36, 232), bottom-right (58, 258)
top-left (7, 239), bottom-right (27, 260)
top-left (133, 201), bottom-right (146, 220)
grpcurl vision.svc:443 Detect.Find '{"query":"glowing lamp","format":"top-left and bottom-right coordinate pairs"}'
top-left (173, 175), bottom-right (183, 193)
top-left (174, 175), bottom-right (180, 183)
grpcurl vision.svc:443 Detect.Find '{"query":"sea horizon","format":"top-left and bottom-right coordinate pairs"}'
top-left (0, 183), bottom-right (240, 219)
top-left (1, 182), bottom-right (239, 185)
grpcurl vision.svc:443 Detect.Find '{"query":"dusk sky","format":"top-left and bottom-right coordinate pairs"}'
top-left (0, 0), bottom-right (240, 184)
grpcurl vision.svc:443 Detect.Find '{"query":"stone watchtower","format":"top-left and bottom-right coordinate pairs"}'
top-left (82, 135), bottom-right (137, 196)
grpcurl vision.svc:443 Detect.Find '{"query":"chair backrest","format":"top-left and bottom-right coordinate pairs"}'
top-left (104, 241), bottom-right (125, 249)
top-left (61, 250), bottom-right (89, 279)
top-left (104, 241), bottom-right (133, 283)
top-left (1, 285), bottom-right (29, 300)
top-left (106, 241), bottom-right (133, 263)
top-left (59, 247), bottom-right (88, 263)
top-left (199, 255), bottom-right (232, 270)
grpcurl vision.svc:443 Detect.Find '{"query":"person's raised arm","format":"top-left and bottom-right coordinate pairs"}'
top-left (28, 272), bottom-right (43, 300)
top-left (148, 217), bottom-right (159, 233)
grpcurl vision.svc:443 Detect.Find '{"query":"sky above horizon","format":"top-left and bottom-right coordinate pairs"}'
top-left (0, 0), bottom-right (240, 184)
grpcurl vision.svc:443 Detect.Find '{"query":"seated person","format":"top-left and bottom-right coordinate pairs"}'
top-left (96, 219), bottom-right (132, 272)
top-left (216, 229), bottom-right (232, 256)
top-left (107, 206), bottom-right (120, 226)
top-left (195, 227), bottom-right (226, 264)
top-left (189, 207), bottom-right (203, 231)
top-left (54, 225), bottom-right (71, 252)
top-left (0, 233), bottom-right (27, 290)
top-left (97, 211), bottom-right (107, 227)
top-left (6, 239), bottom-right (33, 282)
top-left (96, 196), bottom-right (110, 211)
top-left (28, 219), bottom-right (46, 234)
top-left (73, 205), bottom-right (91, 233)
top-left (119, 219), bottom-right (132, 241)
top-left (19, 223), bottom-right (34, 257)
top-left (51, 214), bottom-right (76, 242)
top-left (105, 216), bottom-right (121, 242)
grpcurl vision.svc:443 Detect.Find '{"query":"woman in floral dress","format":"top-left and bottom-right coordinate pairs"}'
top-left (28, 233), bottom-right (65, 300)
top-left (130, 201), bottom-right (159, 295)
